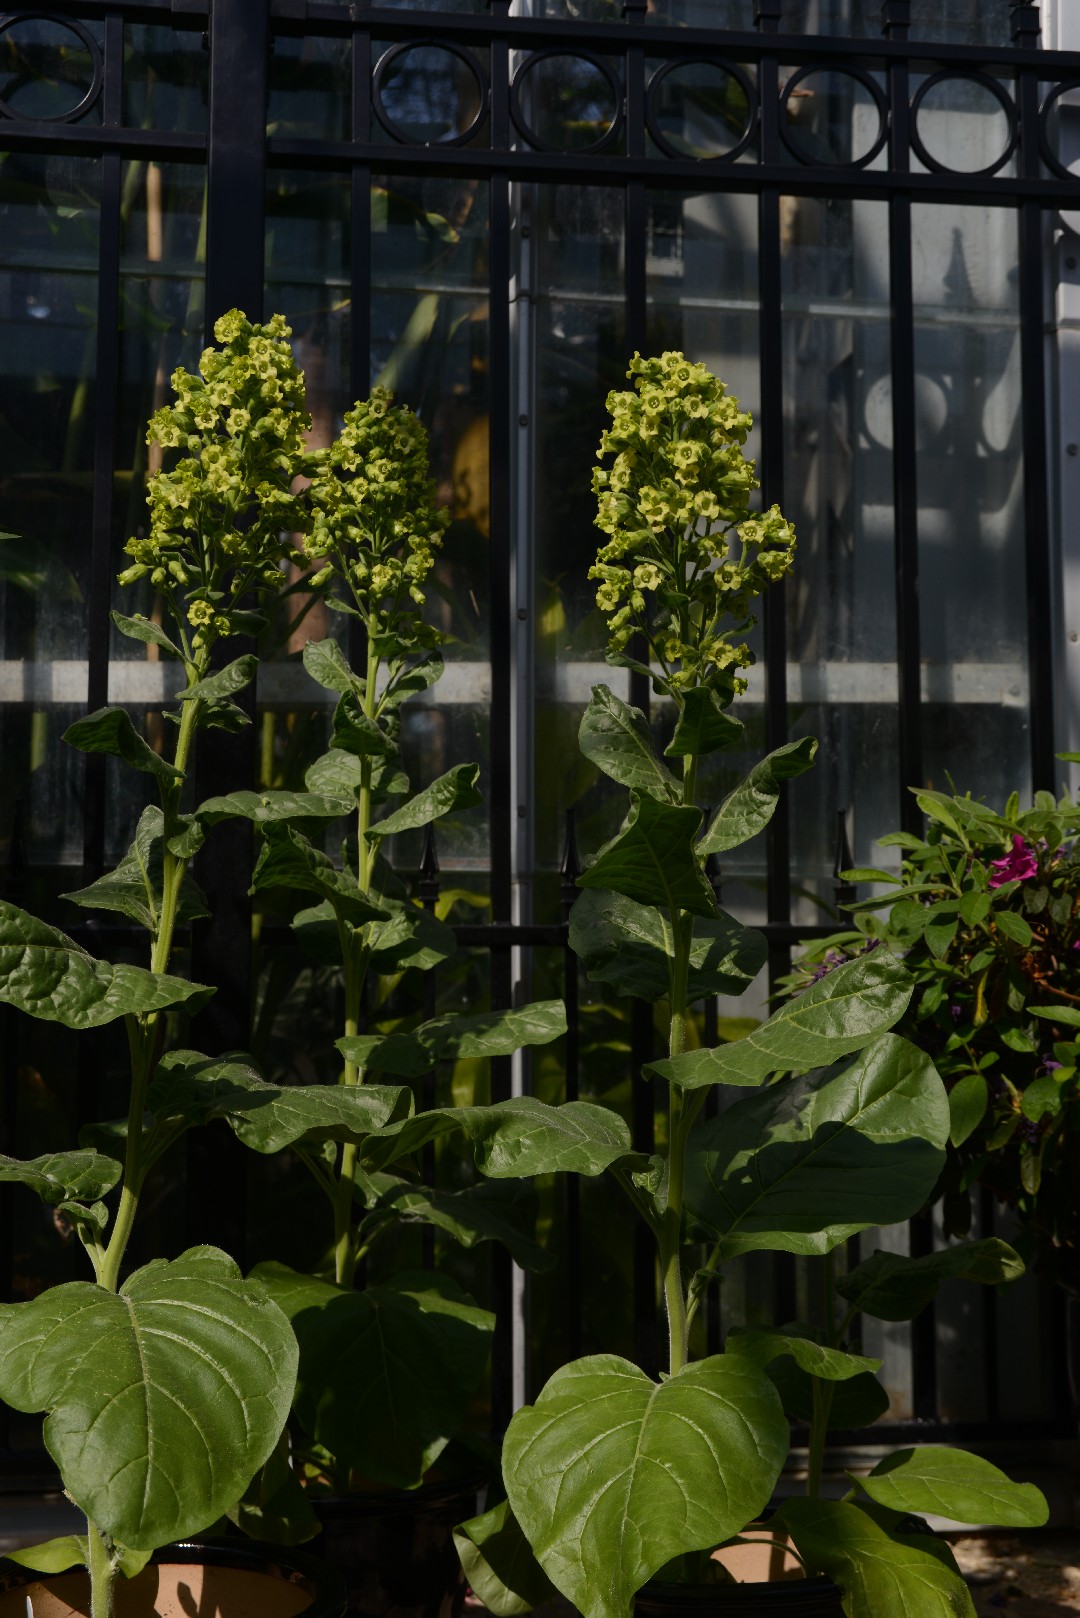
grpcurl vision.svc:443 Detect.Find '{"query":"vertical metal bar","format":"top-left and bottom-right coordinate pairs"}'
top-left (83, 14), bottom-right (125, 881)
top-left (560, 812), bottom-right (582, 1371)
top-left (350, 28), bottom-right (372, 399)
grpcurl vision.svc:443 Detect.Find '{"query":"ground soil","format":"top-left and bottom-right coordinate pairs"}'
top-left (950, 1534), bottom-right (1080, 1616)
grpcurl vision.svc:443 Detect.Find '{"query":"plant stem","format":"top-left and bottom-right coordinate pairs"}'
top-left (87, 1522), bottom-right (113, 1618)
top-left (806, 1251), bottom-right (838, 1499)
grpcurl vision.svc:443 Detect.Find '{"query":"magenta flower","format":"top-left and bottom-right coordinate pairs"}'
top-left (988, 834), bottom-right (1039, 889)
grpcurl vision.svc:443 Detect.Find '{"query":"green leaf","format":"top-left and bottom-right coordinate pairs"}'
top-left (454, 1500), bottom-right (558, 1618)
top-left (338, 1001), bottom-right (567, 1078)
top-left (1029, 1003), bottom-right (1080, 1028)
top-left (840, 868), bottom-right (903, 884)
top-left (147, 1050), bottom-right (410, 1153)
top-left (63, 805), bottom-right (210, 930)
top-left (924, 904), bottom-right (958, 960)
top-left (359, 1176), bottom-right (553, 1271)
top-left (197, 698), bottom-right (251, 733)
top-left (331, 691), bottom-right (395, 757)
top-left (177, 654), bottom-right (257, 705)
top-left (0, 1248), bottom-right (298, 1552)
top-left (948, 1073), bottom-right (988, 1146)
top-left (726, 1329), bottom-right (880, 1380)
top-left (6, 1536), bottom-right (88, 1573)
top-left (253, 1265), bottom-right (493, 1489)
top-left (502, 1353), bottom-right (788, 1618)
top-left (764, 1362), bottom-right (890, 1429)
top-left (197, 789), bottom-right (352, 825)
top-left (366, 763), bottom-right (483, 841)
top-left (1022, 1075), bottom-right (1064, 1121)
top-left (684, 1034), bottom-right (948, 1256)
top-left (578, 684), bottom-right (680, 800)
top-left (835, 1239), bottom-right (1024, 1322)
top-left (381, 651), bottom-right (444, 709)
top-left (250, 824), bottom-right (387, 925)
top-left (225, 1428), bottom-right (320, 1546)
top-left (302, 637), bottom-right (358, 696)
top-left (305, 749), bottom-right (364, 805)
top-left (698, 738), bottom-right (818, 856)
top-left (0, 899), bottom-right (212, 1028)
top-left (110, 611), bottom-right (181, 659)
top-left (369, 898), bottom-right (458, 971)
top-left (778, 1498), bottom-right (976, 1618)
top-left (568, 890), bottom-right (765, 1007)
top-left (959, 891), bottom-right (991, 927)
top-left (854, 1447), bottom-right (1048, 1528)
top-left (994, 910), bottom-right (1033, 947)
top-left (578, 792), bottom-right (715, 919)
top-left (63, 707), bottom-right (180, 782)
top-left (664, 686), bottom-right (744, 759)
top-left (363, 1097), bottom-right (634, 1179)
top-left (0, 1149), bottom-right (122, 1205)
top-left (647, 950), bottom-right (913, 1089)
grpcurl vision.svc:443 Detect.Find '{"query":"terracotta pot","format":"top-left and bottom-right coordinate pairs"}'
top-left (0, 1537), bottom-right (347, 1618)
top-left (311, 1474), bottom-right (485, 1618)
top-left (635, 1576), bottom-right (844, 1617)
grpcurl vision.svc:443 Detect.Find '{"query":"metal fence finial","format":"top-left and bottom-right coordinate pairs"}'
top-left (833, 806), bottom-right (855, 911)
top-left (880, 1), bottom-right (910, 38)
top-left (1010, 2), bottom-right (1040, 45)
top-left (560, 807), bottom-right (582, 916)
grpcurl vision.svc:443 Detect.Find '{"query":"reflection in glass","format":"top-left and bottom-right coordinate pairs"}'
top-left (783, 0), bottom-right (1010, 40)
top-left (911, 73), bottom-right (1016, 177)
top-left (268, 35), bottom-right (350, 143)
top-left (513, 54), bottom-right (621, 153)
top-left (781, 68), bottom-right (887, 169)
top-left (0, 16), bottom-right (101, 123)
top-left (647, 61), bottom-right (755, 162)
top-left (374, 43), bottom-right (487, 147)
top-left (124, 23), bottom-right (207, 133)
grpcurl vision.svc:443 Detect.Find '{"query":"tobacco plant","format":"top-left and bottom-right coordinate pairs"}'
top-left (454, 353), bottom-right (1047, 1618)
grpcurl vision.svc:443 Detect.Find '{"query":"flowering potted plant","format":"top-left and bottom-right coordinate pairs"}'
top-left (789, 786), bottom-right (1080, 1292)
top-left (0, 313), bottom-right (353, 1618)
top-left (453, 354), bottom-right (1048, 1618)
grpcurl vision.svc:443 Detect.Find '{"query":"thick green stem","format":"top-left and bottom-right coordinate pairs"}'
top-left (87, 1521), bottom-right (114, 1618)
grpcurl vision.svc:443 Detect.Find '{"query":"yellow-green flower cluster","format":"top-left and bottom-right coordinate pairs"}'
top-left (119, 310), bottom-right (313, 649)
top-left (300, 388), bottom-right (449, 650)
top-left (590, 351), bottom-right (796, 695)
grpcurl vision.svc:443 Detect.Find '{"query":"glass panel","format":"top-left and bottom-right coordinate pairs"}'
top-left (0, 153), bottom-right (99, 872)
top-left (912, 202), bottom-right (1029, 805)
top-left (268, 34), bottom-right (350, 142)
top-left (0, 15), bottom-right (102, 125)
top-left (124, 22), bottom-right (208, 133)
top-left (781, 197), bottom-right (899, 919)
top-left (374, 42), bottom-right (489, 148)
top-left (780, 67), bottom-right (888, 171)
top-left (783, 0), bottom-right (1011, 38)
top-left (910, 72), bottom-right (1018, 178)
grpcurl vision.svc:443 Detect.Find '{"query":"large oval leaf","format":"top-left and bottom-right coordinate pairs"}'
top-left (836, 1239), bottom-right (1024, 1322)
top-left (63, 707), bottom-right (181, 782)
top-left (0, 1248), bottom-right (297, 1551)
top-left (254, 1264), bottom-right (493, 1489)
top-left (358, 1176), bottom-right (553, 1271)
top-left (196, 789), bottom-right (352, 825)
top-left (578, 684), bottom-right (680, 801)
top-left (0, 1149), bottom-right (122, 1205)
top-left (366, 763), bottom-right (483, 841)
top-left (578, 792), bottom-right (715, 918)
top-left (0, 900), bottom-right (212, 1028)
top-left (362, 1096), bottom-right (634, 1178)
top-left (684, 1034), bottom-right (949, 1255)
top-left (778, 1499), bottom-right (976, 1618)
top-left (338, 1000), bottom-right (567, 1077)
top-left (569, 889), bottom-right (765, 1006)
top-left (503, 1353), bottom-right (788, 1618)
top-left (648, 950), bottom-right (913, 1089)
top-left (854, 1447), bottom-right (1048, 1528)
top-left (454, 1499), bottom-right (558, 1618)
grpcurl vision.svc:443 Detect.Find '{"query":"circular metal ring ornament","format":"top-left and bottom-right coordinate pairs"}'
top-left (778, 62), bottom-right (889, 169)
top-left (372, 40), bottom-right (489, 148)
top-left (909, 68), bottom-right (1017, 178)
top-left (646, 57), bottom-right (757, 163)
top-left (0, 12), bottom-right (103, 123)
top-left (510, 48), bottom-right (624, 156)
top-left (1039, 77), bottom-right (1080, 182)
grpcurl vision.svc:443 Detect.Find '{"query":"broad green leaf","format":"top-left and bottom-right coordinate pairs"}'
top-left (1029, 1003), bottom-right (1080, 1028)
top-left (303, 637), bottom-right (358, 695)
top-left (197, 698), bottom-right (251, 732)
top-left (915, 793), bottom-right (966, 839)
top-left (0, 1248), bottom-right (298, 1552)
top-left (778, 1499), bottom-right (976, 1618)
top-left (331, 691), bottom-right (395, 757)
top-left (370, 897), bottom-right (458, 970)
top-left (63, 707), bottom-right (180, 781)
top-left (948, 1073), bottom-right (988, 1147)
top-left (147, 1050), bottom-right (410, 1153)
top-left (0, 899), bottom-right (212, 1028)
top-left (305, 748), bottom-right (364, 804)
top-left (684, 1035), bottom-right (949, 1255)
top-left (250, 824), bottom-right (387, 925)
top-left (648, 950), bottom-right (913, 1089)
top-left (765, 1361), bottom-right (890, 1429)
top-left (664, 686), bottom-right (743, 759)
top-left (503, 1353), bottom-right (788, 1618)
top-left (363, 1097), bottom-right (634, 1179)
top-left (454, 1500), bottom-right (558, 1617)
top-left (253, 1265), bottom-right (493, 1489)
top-left (358, 1176), bottom-right (553, 1271)
top-left (959, 891), bottom-right (991, 927)
top-left (367, 763), bottom-right (483, 841)
top-left (835, 1239), bottom-right (1024, 1322)
top-left (226, 1428), bottom-right (320, 1546)
top-left (698, 737), bottom-right (818, 856)
top-left (338, 1001), bottom-right (567, 1078)
top-left (63, 805), bottom-right (209, 930)
top-left (6, 1536), bottom-right (88, 1573)
top-left (994, 910), bottom-right (1033, 947)
top-left (110, 611), bottom-right (182, 659)
top-left (578, 684), bottom-right (679, 800)
top-left (568, 889), bottom-right (765, 1006)
top-left (1022, 1074), bottom-right (1065, 1121)
top-left (381, 651), bottom-right (444, 709)
top-left (0, 1149), bottom-right (122, 1205)
top-left (578, 792), bottom-right (715, 919)
top-left (197, 789), bottom-right (351, 825)
top-left (167, 814), bottom-right (207, 861)
top-left (177, 654), bottom-right (257, 705)
top-left (726, 1329), bottom-right (880, 1380)
top-left (854, 1447), bottom-right (1048, 1528)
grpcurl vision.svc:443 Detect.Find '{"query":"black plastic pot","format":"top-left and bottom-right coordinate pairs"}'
top-left (0, 1535), bottom-right (348, 1618)
top-left (635, 1575), bottom-right (844, 1618)
top-left (312, 1474), bottom-right (486, 1618)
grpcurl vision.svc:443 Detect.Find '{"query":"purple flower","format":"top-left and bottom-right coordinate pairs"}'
top-left (1041, 1056), bottom-right (1062, 1073)
top-left (810, 949), bottom-right (847, 983)
top-left (988, 834), bottom-right (1039, 890)
top-left (949, 1003), bottom-right (962, 1022)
